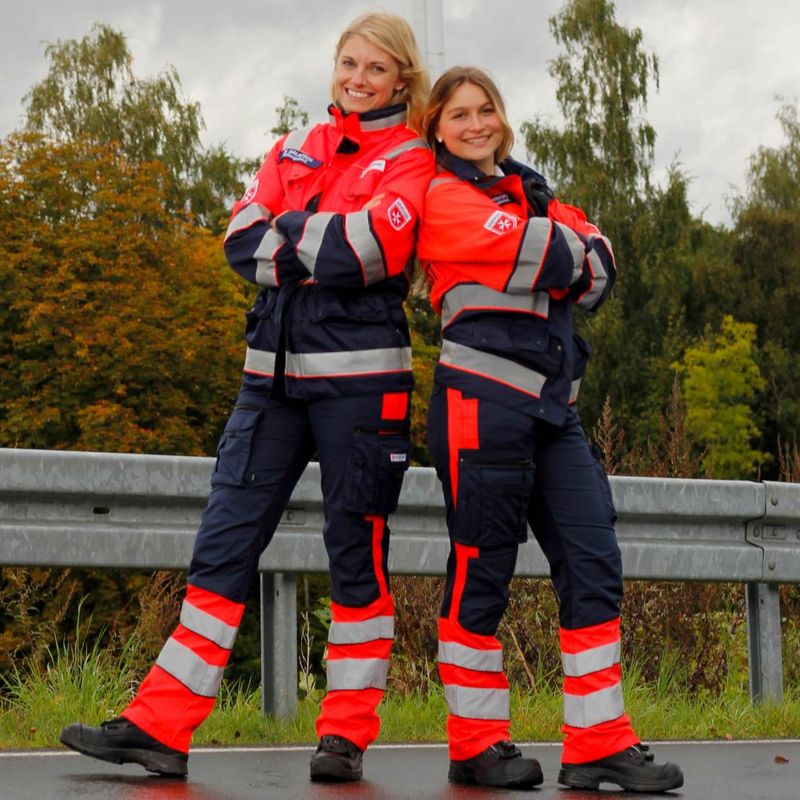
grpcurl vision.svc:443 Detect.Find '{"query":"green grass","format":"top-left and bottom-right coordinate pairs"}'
top-left (2, 640), bottom-right (799, 750)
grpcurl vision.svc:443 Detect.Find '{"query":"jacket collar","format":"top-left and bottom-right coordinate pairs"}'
top-left (436, 148), bottom-right (548, 187)
top-left (327, 103), bottom-right (408, 142)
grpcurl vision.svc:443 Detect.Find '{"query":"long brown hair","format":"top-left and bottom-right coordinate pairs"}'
top-left (332, 13), bottom-right (431, 133)
top-left (422, 66), bottom-right (514, 162)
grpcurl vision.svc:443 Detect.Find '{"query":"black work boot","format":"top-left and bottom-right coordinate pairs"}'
top-left (60, 717), bottom-right (188, 777)
top-left (309, 734), bottom-right (363, 782)
top-left (558, 743), bottom-right (683, 792)
top-left (448, 740), bottom-right (543, 788)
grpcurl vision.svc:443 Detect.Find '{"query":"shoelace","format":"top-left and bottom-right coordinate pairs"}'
top-left (631, 744), bottom-right (655, 762)
top-left (491, 740), bottom-right (522, 759)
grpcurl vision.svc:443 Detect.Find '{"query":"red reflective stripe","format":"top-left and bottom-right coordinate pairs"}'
top-left (446, 388), bottom-right (479, 506)
top-left (381, 391), bottom-right (409, 420)
top-left (124, 667), bottom-right (215, 753)
top-left (331, 593), bottom-right (394, 622)
top-left (317, 688), bottom-right (384, 751)
top-left (438, 617), bottom-right (503, 652)
top-left (366, 514), bottom-right (389, 597)
top-left (447, 716), bottom-right (511, 762)
top-left (327, 640), bottom-right (393, 660)
top-left (562, 715), bottom-right (638, 764)
top-left (185, 584), bottom-right (245, 627)
top-left (171, 625), bottom-right (231, 667)
top-left (438, 664), bottom-right (509, 689)
top-left (563, 663), bottom-right (622, 696)
top-left (560, 617), bottom-right (620, 653)
top-left (448, 543), bottom-right (479, 622)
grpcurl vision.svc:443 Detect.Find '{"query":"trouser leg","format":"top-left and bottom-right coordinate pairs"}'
top-left (123, 387), bottom-right (314, 752)
top-left (311, 391), bottom-right (411, 751)
top-left (429, 385), bottom-right (535, 760)
top-left (528, 407), bottom-right (638, 763)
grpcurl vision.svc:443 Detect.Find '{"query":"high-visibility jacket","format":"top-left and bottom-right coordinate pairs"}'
top-left (224, 104), bottom-right (435, 399)
top-left (417, 152), bottom-right (616, 425)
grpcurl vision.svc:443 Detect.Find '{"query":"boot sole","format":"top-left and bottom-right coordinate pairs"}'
top-left (309, 766), bottom-right (362, 782)
top-left (557, 765), bottom-right (683, 792)
top-left (448, 763), bottom-right (544, 788)
top-left (60, 730), bottom-right (188, 777)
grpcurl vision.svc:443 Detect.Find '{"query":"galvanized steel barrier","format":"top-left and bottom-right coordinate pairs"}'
top-left (2, 447), bottom-right (799, 717)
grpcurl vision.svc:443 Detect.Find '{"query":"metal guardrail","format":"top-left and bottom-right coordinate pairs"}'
top-left (2, 447), bottom-right (799, 716)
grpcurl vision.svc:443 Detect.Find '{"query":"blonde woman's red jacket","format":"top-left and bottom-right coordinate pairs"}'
top-left (223, 104), bottom-right (435, 399)
top-left (417, 153), bottom-right (616, 425)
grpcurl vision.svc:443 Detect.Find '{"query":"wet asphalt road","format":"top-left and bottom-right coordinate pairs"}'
top-left (1, 740), bottom-right (798, 800)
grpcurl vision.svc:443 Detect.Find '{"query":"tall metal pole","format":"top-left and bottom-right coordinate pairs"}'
top-left (406, 0), bottom-right (445, 79)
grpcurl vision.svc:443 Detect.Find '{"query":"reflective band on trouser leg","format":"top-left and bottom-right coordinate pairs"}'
top-left (560, 617), bottom-right (639, 764)
top-left (438, 616), bottom-right (510, 760)
top-left (122, 584), bottom-right (245, 753)
top-left (316, 593), bottom-right (394, 751)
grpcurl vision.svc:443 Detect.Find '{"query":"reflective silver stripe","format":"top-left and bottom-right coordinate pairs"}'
top-left (575, 246), bottom-right (609, 308)
top-left (439, 340), bottom-right (547, 398)
top-left (381, 137), bottom-right (429, 159)
top-left (427, 175), bottom-right (459, 193)
top-left (569, 378), bottom-right (582, 404)
top-left (328, 616), bottom-right (394, 645)
top-left (225, 203), bottom-right (272, 240)
top-left (180, 601), bottom-right (238, 650)
top-left (507, 218), bottom-right (552, 292)
top-left (444, 685), bottom-right (510, 720)
top-left (561, 641), bottom-right (620, 678)
top-left (557, 222), bottom-right (587, 284)
top-left (253, 228), bottom-right (287, 287)
top-left (156, 638), bottom-right (225, 698)
top-left (438, 641), bottom-right (503, 673)
top-left (441, 284), bottom-right (549, 328)
top-left (563, 683), bottom-right (625, 728)
top-left (243, 347), bottom-right (276, 376)
top-left (282, 128), bottom-right (310, 151)
top-left (345, 210), bottom-right (385, 285)
top-left (286, 347), bottom-right (412, 378)
top-left (326, 658), bottom-right (389, 690)
top-left (297, 212), bottom-right (335, 278)
top-left (359, 108), bottom-right (408, 131)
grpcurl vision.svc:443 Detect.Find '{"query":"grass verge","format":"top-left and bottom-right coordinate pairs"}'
top-left (1, 640), bottom-right (798, 750)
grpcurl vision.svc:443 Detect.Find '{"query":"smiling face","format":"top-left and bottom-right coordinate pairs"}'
top-left (333, 34), bottom-right (405, 114)
top-left (435, 81), bottom-right (504, 174)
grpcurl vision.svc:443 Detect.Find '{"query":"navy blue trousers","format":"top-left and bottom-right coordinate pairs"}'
top-left (427, 383), bottom-right (623, 634)
top-left (188, 384), bottom-right (410, 605)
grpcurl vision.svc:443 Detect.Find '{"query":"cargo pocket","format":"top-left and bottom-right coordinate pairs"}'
top-left (454, 460), bottom-right (534, 546)
top-left (344, 427), bottom-right (411, 515)
top-left (210, 405), bottom-right (262, 487)
top-left (589, 443), bottom-right (617, 524)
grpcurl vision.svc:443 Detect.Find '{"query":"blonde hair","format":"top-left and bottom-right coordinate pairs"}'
top-left (422, 66), bottom-right (515, 163)
top-left (332, 12), bottom-right (431, 133)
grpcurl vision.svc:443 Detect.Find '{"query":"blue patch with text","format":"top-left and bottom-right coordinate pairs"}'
top-left (278, 148), bottom-right (323, 168)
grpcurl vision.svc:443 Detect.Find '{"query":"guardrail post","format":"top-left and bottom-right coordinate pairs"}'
top-left (260, 572), bottom-right (298, 718)
top-left (746, 582), bottom-right (783, 704)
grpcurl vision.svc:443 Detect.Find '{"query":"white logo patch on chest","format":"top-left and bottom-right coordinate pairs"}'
top-left (361, 159), bottom-right (387, 178)
top-left (484, 210), bottom-right (518, 235)
top-left (387, 198), bottom-right (412, 231)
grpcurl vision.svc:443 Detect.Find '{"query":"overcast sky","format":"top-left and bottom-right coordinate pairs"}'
top-left (1, 0), bottom-right (797, 227)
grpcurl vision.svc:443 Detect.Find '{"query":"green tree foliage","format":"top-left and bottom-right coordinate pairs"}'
top-left (270, 95), bottom-right (310, 138)
top-left (0, 131), bottom-right (248, 454)
top-left (675, 316), bottom-right (768, 478)
top-left (724, 101), bottom-right (800, 456)
top-left (22, 23), bottom-right (256, 233)
top-left (519, 0), bottom-right (658, 225)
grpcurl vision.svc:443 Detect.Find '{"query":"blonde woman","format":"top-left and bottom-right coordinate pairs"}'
top-left (61, 13), bottom-right (434, 783)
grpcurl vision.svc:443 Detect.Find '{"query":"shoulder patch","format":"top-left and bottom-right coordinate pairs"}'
top-left (388, 198), bottom-right (412, 231)
top-left (241, 177), bottom-right (259, 204)
top-left (278, 148), bottom-right (323, 168)
top-left (484, 210), bottom-right (518, 235)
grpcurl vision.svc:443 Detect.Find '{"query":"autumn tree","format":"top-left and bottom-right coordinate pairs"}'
top-left (0, 132), bottom-right (249, 455)
top-left (22, 23), bottom-right (257, 233)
